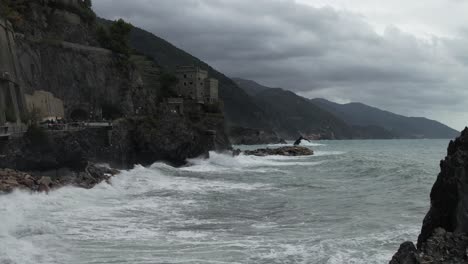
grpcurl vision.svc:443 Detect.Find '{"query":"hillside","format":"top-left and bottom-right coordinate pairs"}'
top-left (101, 19), bottom-right (271, 129)
top-left (311, 98), bottom-right (459, 139)
top-left (252, 88), bottom-right (354, 139)
top-left (232, 78), bottom-right (270, 96)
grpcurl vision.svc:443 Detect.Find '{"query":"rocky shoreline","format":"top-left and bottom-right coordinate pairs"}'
top-left (241, 146), bottom-right (314, 157)
top-left (0, 163), bottom-right (119, 193)
top-left (390, 128), bottom-right (468, 263)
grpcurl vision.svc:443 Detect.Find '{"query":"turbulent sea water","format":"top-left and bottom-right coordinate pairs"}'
top-left (0, 140), bottom-right (451, 264)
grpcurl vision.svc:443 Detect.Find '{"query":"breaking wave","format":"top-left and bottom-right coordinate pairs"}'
top-left (0, 139), bottom-right (447, 264)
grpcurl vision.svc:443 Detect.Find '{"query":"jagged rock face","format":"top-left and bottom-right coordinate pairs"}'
top-left (0, 164), bottom-right (118, 193)
top-left (17, 38), bottom-right (146, 118)
top-left (11, 1), bottom-right (155, 119)
top-left (390, 129), bottom-right (468, 263)
top-left (418, 129), bottom-right (468, 247)
top-left (128, 114), bottom-right (231, 166)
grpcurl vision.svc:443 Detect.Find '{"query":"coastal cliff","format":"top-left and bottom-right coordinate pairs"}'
top-left (0, 0), bottom-right (231, 191)
top-left (390, 129), bottom-right (468, 263)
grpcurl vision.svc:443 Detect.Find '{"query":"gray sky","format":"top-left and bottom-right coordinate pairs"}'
top-left (93, 0), bottom-right (468, 130)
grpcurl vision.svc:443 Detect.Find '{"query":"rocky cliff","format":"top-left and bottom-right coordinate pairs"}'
top-left (390, 129), bottom-right (468, 263)
top-left (0, 1), bottom-right (231, 181)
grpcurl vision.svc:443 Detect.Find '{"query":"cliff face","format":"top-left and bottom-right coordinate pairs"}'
top-left (0, 1), bottom-right (231, 174)
top-left (390, 129), bottom-right (468, 263)
top-left (12, 1), bottom-right (149, 118)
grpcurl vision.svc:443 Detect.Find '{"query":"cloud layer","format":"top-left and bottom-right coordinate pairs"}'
top-left (93, 0), bottom-right (468, 130)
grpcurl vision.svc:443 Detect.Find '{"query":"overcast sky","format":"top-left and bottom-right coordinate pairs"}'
top-left (93, 0), bottom-right (468, 130)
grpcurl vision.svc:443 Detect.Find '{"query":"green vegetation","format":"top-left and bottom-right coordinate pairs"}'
top-left (5, 106), bottom-right (16, 123)
top-left (0, 0), bottom-right (27, 25)
top-left (101, 102), bottom-right (123, 120)
top-left (24, 124), bottom-right (50, 149)
top-left (203, 103), bottom-right (222, 114)
top-left (97, 19), bottom-right (133, 56)
top-left (159, 73), bottom-right (178, 98)
top-left (48, 0), bottom-right (96, 22)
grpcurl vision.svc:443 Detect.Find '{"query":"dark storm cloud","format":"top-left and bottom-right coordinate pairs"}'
top-left (93, 0), bottom-right (468, 129)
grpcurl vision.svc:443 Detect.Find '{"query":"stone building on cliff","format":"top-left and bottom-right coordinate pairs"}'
top-left (25, 90), bottom-right (65, 121)
top-left (175, 66), bottom-right (219, 104)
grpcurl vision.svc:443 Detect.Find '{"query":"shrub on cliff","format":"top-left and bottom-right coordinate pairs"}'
top-left (97, 19), bottom-right (133, 56)
top-left (48, 0), bottom-right (96, 22)
top-left (24, 124), bottom-right (50, 151)
top-left (160, 73), bottom-right (179, 98)
top-left (101, 102), bottom-right (123, 120)
top-left (0, 0), bottom-right (26, 25)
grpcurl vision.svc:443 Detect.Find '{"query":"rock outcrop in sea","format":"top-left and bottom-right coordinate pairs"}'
top-left (390, 128), bottom-right (468, 263)
top-left (243, 146), bottom-right (314, 157)
top-left (0, 164), bottom-right (118, 193)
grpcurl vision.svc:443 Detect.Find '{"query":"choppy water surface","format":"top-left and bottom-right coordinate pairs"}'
top-left (0, 140), bottom-right (450, 264)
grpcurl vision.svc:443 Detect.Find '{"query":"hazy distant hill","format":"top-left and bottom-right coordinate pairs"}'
top-left (252, 88), bottom-right (354, 139)
top-left (311, 98), bottom-right (459, 139)
top-left (233, 79), bottom-right (397, 139)
top-left (232, 78), bottom-right (270, 96)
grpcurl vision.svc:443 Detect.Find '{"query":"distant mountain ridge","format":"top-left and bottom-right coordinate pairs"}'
top-left (235, 78), bottom-right (459, 139)
top-left (103, 17), bottom-right (458, 140)
top-left (311, 98), bottom-right (459, 139)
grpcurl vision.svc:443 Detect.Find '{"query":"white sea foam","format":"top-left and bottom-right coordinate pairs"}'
top-left (180, 151), bottom-right (325, 173)
top-left (0, 140), bottom-right (436, 264)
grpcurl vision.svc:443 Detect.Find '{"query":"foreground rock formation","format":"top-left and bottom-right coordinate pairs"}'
top-left (243, 146), bottom-right (313, 157)
top-left (390, 129), bottom-right (468, 263)
top-left (0, 163), bottom-right (118, 193)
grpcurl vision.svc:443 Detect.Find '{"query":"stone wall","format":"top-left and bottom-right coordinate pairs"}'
top-left (25, 90), bottom-right (65, 120)
top-left (0, 17), bottom-right (26, 125)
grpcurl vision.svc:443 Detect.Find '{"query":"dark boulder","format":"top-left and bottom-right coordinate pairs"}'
top-left (293, 136), bottom-right (310, 146)
top-left (389, 242), bottom-right (419, 264)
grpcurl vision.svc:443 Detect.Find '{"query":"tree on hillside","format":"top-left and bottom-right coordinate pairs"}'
top-left (82, 0), bottom-right (92, 8)
top-left (97, 19), bottom-right (133, 56)
top-left (160, 73), bottom-right (179, 98)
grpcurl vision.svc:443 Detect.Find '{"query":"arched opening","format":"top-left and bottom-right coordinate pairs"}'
top-left (70, 108), bottom-right (88, 121)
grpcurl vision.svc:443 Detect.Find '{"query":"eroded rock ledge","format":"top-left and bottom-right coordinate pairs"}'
top-left (0, 163), bottom-right (118, 193)
top-left (390, 128), bottom-right (468, 263)
top-left (242, 146), bottom-right (314, 157)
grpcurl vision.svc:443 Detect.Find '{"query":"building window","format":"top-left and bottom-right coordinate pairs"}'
top-left (189, 82), bottom-right (193, 85)
top-left (184, 74), bottom-right (187, 78)
top-left (184, 82), bottom-right (187, 86)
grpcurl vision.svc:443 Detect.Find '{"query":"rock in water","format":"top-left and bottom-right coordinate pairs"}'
top-left (244, 146), bottom-right (313, 156)
top-left (389, 242), bottom-right (419, 264)
top-left (390, 128), bottom-right (468, 263)
top-left (293, 136), bottom-right (311, 146)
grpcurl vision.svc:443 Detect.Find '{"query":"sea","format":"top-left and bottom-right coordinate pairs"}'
top-left (0, 139), bottom-right (450, 264)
